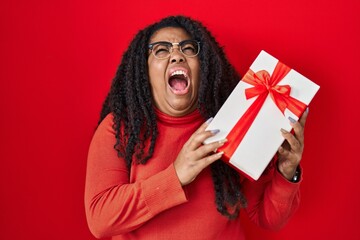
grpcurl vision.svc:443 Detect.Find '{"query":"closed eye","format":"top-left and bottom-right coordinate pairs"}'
top-left (153, 44), bottom-right (171, 58)
top-left (182, 45), bottom-right (196, 54)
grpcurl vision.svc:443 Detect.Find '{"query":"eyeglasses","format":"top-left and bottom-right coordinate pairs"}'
top-left (148, 40), bottom-right (200, 59)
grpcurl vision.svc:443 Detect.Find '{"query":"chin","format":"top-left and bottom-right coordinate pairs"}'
top-left (167, 102), bottom-right (197, 116)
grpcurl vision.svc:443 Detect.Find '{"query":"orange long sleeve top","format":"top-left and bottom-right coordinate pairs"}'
top-left (85, 109), bottom-right (301, 240)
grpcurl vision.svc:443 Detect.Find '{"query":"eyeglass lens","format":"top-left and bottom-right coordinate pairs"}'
top-left (151, 40), bottom-right (199, 59)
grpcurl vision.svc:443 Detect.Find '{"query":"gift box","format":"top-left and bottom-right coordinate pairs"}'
top-left (204, 50), bottom-right (320, 180)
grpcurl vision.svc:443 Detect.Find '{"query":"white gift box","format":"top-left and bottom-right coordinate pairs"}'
top-left (204, 50), bottom-right (320, 180)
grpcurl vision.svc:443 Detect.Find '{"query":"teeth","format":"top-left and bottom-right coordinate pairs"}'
top-left (171, 70), bottom-right (187, 78)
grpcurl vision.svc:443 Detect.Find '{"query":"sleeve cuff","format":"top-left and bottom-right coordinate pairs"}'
top-left (271, 165), bottom-right (302, 203)
top-left (141, 164), bottom-right (188, 217)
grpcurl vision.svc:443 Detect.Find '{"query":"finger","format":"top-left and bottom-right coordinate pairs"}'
top-left (278, 146), bottom-right (290, 159)
top-left (299, 107), bottom-right (309, 127)
top-left (289, 113), bottom-right (307, 145)
top-left (187, 129), bottom-right (220, 150)
top-left (280, 128), bottom-right (302, 152)
top-left (188, 117), bottom-right (213, 142)
top-left (289, 117), bottom-right (305, 144)
top-left (278, 146), bottom-right (301, 168)
top-left (195, 117), bottom-right (213, 134)
top-left (193, 138), bottom-right (227, 159)
top-left (278, 146), bottom-right (297, 165)
top-left (281, 138), bottom-right (290, 151)
top-left (199, 151), bottom-right (224, 168)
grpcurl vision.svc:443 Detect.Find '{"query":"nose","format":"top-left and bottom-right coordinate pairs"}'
top-left (170, 47), bottom-right (185, 63)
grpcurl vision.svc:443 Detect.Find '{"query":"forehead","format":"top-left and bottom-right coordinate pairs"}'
top-left (150, 27), bottom-right (192, 43)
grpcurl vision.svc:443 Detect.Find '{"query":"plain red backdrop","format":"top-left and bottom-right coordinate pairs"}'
top-left (1, 0), bottom-right (359, 239)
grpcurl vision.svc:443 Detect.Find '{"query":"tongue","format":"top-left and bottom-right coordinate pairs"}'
top-left (169, 78), bottom-right (187, 90)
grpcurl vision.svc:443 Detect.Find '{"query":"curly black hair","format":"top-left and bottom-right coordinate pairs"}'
top-left (98, 15), bottom-right (247, 219)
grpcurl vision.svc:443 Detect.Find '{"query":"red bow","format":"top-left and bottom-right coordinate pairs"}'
top-left (243, 62), bottom-right (306, 116)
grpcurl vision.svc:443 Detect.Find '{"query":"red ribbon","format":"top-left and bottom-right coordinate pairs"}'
top-left (218, 61), bottom-right (307, 163)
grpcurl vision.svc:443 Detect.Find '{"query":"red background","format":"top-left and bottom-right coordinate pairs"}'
top-left (1, 0), bottom-right (359, 239)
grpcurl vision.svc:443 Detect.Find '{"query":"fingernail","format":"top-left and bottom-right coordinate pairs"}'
top-left (218, 138), bottom-right (228, 144)
top-left (210, 129), bottom-right (220, 134)
top-left (205, 117), bottom-right (214, 124)
top-left (288, 116), bottom-right (297, 123)
top-left (280, 128), bottom-right (288, 134)
top-left (306, 107), bottom-right (309, 113)
top-left (216, 151), bottom-right (224, 156)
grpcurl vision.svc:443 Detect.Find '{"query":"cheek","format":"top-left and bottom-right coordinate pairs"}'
top-left (148, 60), bottom-right (166, 86)
top-left (191, 61), bottom-right (201, 87)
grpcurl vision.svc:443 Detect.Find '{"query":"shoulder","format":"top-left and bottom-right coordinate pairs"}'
top-left (95, 113), bottom-right (116, 137)
top-left (98, 113), bottom-right (115, 128)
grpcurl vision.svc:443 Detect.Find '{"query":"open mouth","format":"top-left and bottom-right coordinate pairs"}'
top-left (168, 70), bottom-right (189, 95)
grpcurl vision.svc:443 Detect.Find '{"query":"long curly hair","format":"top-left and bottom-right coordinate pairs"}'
top-left (99, 15), bottom-right (247, 219)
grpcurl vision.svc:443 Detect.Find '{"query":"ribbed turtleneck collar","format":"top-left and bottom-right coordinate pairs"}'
top-left (154, 107), bottom-right (204, 127)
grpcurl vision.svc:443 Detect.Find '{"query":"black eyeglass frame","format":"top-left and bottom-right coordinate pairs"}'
top-left (148, 39), bottom-right (201, 59)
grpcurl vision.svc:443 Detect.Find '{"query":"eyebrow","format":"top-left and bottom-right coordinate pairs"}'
top-left (148, 39), bottom-right (194, 45)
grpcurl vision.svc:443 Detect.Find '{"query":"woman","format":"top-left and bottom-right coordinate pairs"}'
top-left (85, 15), bottom-right (306, 239)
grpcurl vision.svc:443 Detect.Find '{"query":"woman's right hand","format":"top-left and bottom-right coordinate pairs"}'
top-left (173, 119), bottom-right (227, 186)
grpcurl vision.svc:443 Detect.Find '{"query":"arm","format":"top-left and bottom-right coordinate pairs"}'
top-left (243, 108), bottom-right (309, 230)
top-left (242, 160), bottom-right (301, 230)
top-left (84, 115), bottom-right (187, 238)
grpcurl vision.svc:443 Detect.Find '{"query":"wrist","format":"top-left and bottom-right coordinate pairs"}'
top-left (290, 168), bottom-right (300, 183)
top-left (278, 165), bottom-right (301, 182)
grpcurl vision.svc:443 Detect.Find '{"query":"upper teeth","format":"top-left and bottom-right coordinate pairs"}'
top-left (171, 70), bottom-right (187, 78)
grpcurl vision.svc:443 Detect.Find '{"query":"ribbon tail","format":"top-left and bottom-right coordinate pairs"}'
top-left (270, 92), bottom-right (289, 114)
top-left (285, 96), bottom-right (308, 117)
top-left (218, 93), bottom-right (268, 162)
top-left (270, 61), bottom-right (292, 85)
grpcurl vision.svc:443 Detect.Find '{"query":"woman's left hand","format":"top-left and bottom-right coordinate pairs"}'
top-left (277, 108), bottom-right (309, 181)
